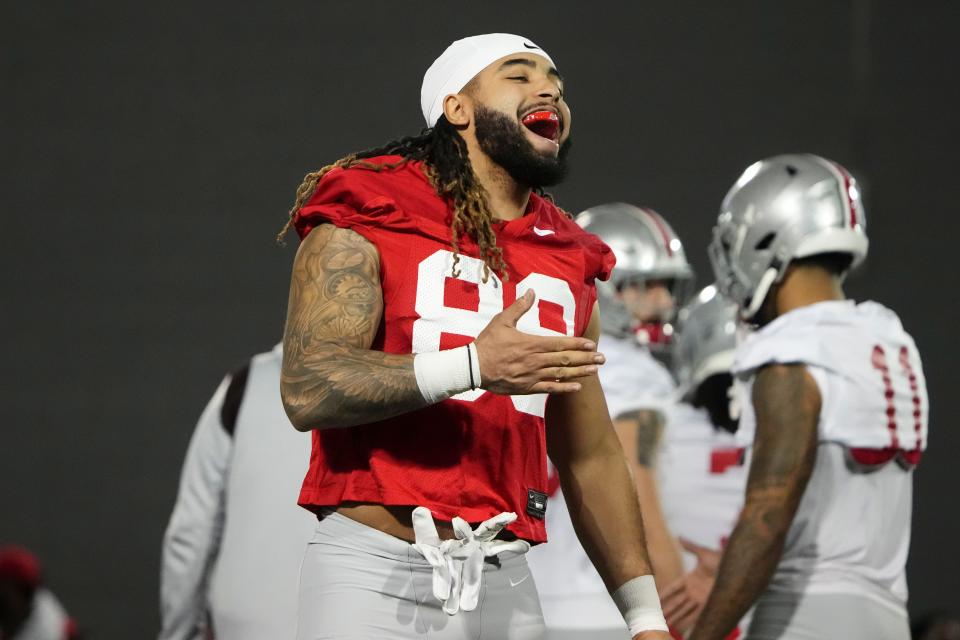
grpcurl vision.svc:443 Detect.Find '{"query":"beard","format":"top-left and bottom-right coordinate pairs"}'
top-left (473, 105), bottom-right (572, 188)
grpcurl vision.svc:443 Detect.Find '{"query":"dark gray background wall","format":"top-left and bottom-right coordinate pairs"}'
top-left (3, 1), bottom-right (957, 636)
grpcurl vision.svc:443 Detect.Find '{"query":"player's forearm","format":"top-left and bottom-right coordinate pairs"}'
top-left (281, 340), bottom-right (427, 430)
top-left (560, 440), bottom-right (655, 591)
top-left (688, 498), bottom-right (790, 640)
top-left (160, 509), bottom-right (225, 639)
top-left (689, 364), bottom-right (820, 638)
top-left (160, 386), bottom-right (232, 638)
top-left (633, 466), bottom-right (684, 588)
top-left (615, 410), bottom-right (683, 587)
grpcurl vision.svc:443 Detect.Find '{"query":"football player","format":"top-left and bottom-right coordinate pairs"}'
top-left (279, 35), bottom-right (672, 640)
top-left (690, 154), bottom-right (927, 640)
top-left (159, 344), bottom-right (315, 640)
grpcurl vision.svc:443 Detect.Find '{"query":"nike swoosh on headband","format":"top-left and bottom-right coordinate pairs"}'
top-left (523, 42), bottom-right (539, 50)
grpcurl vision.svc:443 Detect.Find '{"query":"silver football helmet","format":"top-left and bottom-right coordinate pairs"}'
top-left (673, 284), bottom-right (739, 395)
top-left (577, 202), bottom-right (694, 341)
top-left (708, 154), bottom-right (868, 320)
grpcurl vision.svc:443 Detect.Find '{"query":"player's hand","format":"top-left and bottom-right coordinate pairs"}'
top-left (632, 632), bottom-right (673, 640)
top-left (661, 538), bottom-right (722, 633)
top-left (474, 289), bottom-right (603, 395)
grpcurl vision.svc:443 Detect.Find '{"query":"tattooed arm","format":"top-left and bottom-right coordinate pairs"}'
top-left (614, 409), bottom-right (684, 588)
top-left (689, 364), bottom-right (820, 640)
top-left (281, 223), bottom-right (602, 431)
top-left (281, 224), bottom-right (425, 430)
top-left (625, 410), bottom-right (665, 468)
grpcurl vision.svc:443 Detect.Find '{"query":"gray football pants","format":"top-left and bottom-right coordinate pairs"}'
top-left (746, 592), bottom-right (910, 640)
top-left (296, 512), bottom-right (547, 640)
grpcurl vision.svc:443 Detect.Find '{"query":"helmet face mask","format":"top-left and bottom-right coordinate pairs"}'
top-left (577, 203), bottom-right (695, 343)
top-left (708, 217), bottom-right (782, 322)
top-left (615, 274), bottom-right (695, 309)
top-left (709, 154), bottom-right (869, 320)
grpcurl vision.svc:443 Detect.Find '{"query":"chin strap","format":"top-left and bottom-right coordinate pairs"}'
top-left (411, 507), bottom-right (531, 615)
top-left (743, 267), bottom-right (780, 320)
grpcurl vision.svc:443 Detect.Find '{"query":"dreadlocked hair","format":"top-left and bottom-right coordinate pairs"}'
top-left (277, 117), bottom-right (507, 282)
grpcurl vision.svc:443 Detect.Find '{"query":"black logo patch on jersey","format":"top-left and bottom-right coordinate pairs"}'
top-left (526, 489), bottom-right (548, 519)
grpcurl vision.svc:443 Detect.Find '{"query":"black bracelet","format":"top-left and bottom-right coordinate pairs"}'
top-left (467, 343), bottom-right (476, 390)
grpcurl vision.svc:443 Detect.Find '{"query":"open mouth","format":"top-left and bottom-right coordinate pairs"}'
top-left (521, 110), bottom-right (560, 142)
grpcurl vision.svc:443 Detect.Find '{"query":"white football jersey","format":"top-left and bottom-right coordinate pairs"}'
top-left (734, 301), bottom-right (928, 453)
top-left (732, 300), bottom-right (928, 612)
top-left (160, 345), bottom-right (316, 640)
top-left (659, 402), bottom-right (747, 568)
top-left (527, 334), bottom-right (675, 631)
top-left (599, 333), bottom-right (677, 419)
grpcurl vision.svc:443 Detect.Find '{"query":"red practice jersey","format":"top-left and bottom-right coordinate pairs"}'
top-left (292, 155), bottom-right (613, 542)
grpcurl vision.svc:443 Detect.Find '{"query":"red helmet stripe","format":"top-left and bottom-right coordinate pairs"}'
top-left (641, 208), bottom-right (674, 256)
top-left (830, 161), bottom-right (859, 228)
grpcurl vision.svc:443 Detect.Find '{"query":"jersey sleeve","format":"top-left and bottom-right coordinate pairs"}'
top-left (732, 322), bottom-right (828, 377)
top-left (598, 342), bottom-right (677, 418)
top-left (571, 226), bottom-right (615, 336)
top-left (580, 230), bottom-right (615, 283)
top-left (159, 376), bottom-right (234, 640)
top-left (293, 166), bottom-right (416, 245)
top-left (605, 382), bottom-right (675, 419)
top-left (732, 324), bottom-right (833, 446)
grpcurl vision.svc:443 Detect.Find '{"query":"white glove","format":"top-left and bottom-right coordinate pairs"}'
top-left (411, 506), bottom-right (531, 615)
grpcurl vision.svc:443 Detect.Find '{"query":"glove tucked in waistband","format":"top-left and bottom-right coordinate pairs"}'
top-left (410, 506), bottom-right (531, 615)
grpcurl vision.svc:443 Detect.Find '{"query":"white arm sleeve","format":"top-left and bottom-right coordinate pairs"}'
top-left (158, 376), bottom-right (234, 640)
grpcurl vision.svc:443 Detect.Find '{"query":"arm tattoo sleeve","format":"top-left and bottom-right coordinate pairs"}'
top-left (689, 364), bottom-right (820, 640)
top-left (618, 409), bottom-right (665, 468)
top-left (280, 224), bottom-right (426, 430)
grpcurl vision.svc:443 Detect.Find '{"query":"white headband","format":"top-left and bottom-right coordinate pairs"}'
top-left (420, 33), bottom-right (555, 128)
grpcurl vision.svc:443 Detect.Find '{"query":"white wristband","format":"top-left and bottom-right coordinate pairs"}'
top-left (612, 575), bottom-right (669, 635)
top-left (413, 343), bottom-right (482, 405)
top-left (467, 342), bottom-right (482, 387)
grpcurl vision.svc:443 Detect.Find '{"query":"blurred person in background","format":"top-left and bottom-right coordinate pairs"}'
top-left (527, 203), bottom-right (693, 639)
top-left (690, 154), bottom-right (929, 639)
top-left (159, 344), bottom-right (315, 640)
top-left (0, 546), bottom-right (77, 640)
top-left (657, 285), bottom-right (748, 637)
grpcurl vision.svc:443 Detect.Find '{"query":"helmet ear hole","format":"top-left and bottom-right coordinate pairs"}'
top-left (754, 232), bottom-right (776, 251)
